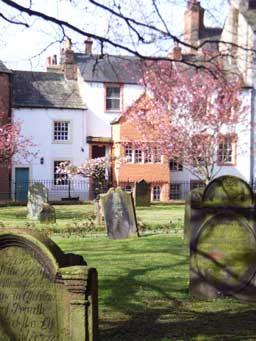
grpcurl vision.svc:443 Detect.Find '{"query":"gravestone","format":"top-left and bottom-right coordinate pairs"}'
top-left (189, 175), bottom-right (256, 300)
top-left (0, 228), bottom-right (98, 340)
top-left (100, 187), bottom-right (138, 239)
top-left (135, 180), bottom-right (151, 207)
top-left (39, 203), bottom-right (56, 224)
top-left (183, 188), bottom-right (203, 243)
top-left (27, 183), bottom-right (48, 220)
top-left (93, 196), bottom-right (104, 226)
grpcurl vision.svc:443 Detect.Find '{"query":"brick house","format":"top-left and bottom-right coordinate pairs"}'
top-left (111, 94), bottom-right (170, 201)
top-left (0, 61), bottom-right (11, 199)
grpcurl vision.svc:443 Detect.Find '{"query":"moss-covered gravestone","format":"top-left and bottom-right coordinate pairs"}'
top-left (0, 229), bottom-right (98, 340)
top-left (135, 180), bottom-right (151, 207)
top-left (100, 187), bottom-right (138, 239)
top-left (190, 175), bottom-right (256, 300)
top-left (39, 203), bottom-right (56, 224)
top-left (27, 183), bottom-right (48, 220)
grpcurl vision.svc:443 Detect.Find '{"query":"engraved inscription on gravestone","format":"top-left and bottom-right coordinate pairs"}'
top-left (0, 229), bottom-right (98, 340)
top-left (0, 247), bottom-right (58, 340)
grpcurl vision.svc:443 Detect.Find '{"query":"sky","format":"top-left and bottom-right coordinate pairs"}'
top-left (0, 0), bottom-right (228, 71)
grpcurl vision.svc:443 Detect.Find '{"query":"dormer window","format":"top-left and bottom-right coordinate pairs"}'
top-left (249, 0), bottom-right (256, 9)
top-left (105, 84), bottom-right (122, 112)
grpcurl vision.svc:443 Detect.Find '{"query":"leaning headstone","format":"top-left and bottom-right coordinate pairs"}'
top-left (39, 203), bottom-right (56, 224)
top-left (27, 183), bottom-right (48, 220)
top-left (100, 187), bottom-right (138, 239)
top-left (135, 180), bottom-right (151, 207)
top-left (0, 228), bottom-right (98, 340)
top-left (190, 175), bottom-right (256, 301)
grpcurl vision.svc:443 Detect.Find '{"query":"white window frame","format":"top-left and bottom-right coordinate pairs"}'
top-left (105, 84), bottom-right (122, 112)
top-left (134, 149), bottom-right (142, 163)
top-left (53, 160), bottom-right (70, 187)
top-left (52, 120), bottom-right (72, 144)
top-left (218, 136), bottom-right (236, 165)
top-left (152, 185), bottom-right (161, 201)
top-left (125, 146), bottom-right (133, 163)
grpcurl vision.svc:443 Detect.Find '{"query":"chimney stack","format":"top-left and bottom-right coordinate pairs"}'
top-left (85, 38), bottom-right (93, 54)
top-left (184, 1), bottom-right (205, 54)
top-left (61, 38), bottom-right (77, 80)
top-left (171, 42), bottom-right (182, 60)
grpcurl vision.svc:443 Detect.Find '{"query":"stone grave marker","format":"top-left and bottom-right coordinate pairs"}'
top-left (39, 203), bottom-right (56, 224)
top-left (27, 183), bottom-right (48, 220)
top-left (183, 188), bottom-right (204, 243)
top-left (189, 175), bottom-right (256, 300)
top-left (0, 228), bottom-right (98, 340)
top-left (100, 187), bottom-right (138, 239)
top-left (93, 196), bottom-right (104, 226)
top-left (135, 180), bottom-right (151, 207)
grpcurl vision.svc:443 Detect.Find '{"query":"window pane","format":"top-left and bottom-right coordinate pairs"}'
top-left (54, 121), bottom-right (70, 141)
top-left (125, 147), bottom-right (132, 162)
top-left (106, 99), bottom-right (120, 110)
top-left (54, 161), bottom-right (69, 185)
top-left (218, 137), bottom-right (234, 164)
top-left (106, 86), bottom-right (121, 111)
top-left (170, 184), bottom-right (181, 200)
top-left (153, 185), bottom-right (160, 201)
top-left (144, 147), bottom-right (152, 163)
top-left (107, 87), bottom-right (120, 97)
top-left (135, 149), bottom-right (142, 163)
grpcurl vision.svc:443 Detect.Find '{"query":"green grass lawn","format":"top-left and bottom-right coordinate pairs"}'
top-left (1, 204), bottom-right (256, 340)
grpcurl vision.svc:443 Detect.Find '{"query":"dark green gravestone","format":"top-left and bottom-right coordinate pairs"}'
top-left (100, 187), bottom-right (139, 239)
top-left (190, 175), bottom-right (256, 300)
top-left (135, 180), bottom-right (151, 207)
top-left (0, 229), bottom-right (98, 340)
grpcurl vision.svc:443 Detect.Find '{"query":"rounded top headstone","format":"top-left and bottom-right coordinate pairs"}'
top-left (202, 175), bottom-right (254, 208)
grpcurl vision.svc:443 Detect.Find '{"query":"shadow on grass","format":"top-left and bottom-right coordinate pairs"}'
top-left (100, 307), bottom-right (256, 340)
top-left (99, 262), bottom-right (256, 341)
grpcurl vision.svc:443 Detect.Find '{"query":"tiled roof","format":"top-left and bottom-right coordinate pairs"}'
top-left (12, 71), bottom-right (86, 109)
top-left (0, 60), bottom-right (11, 73)
top-left (75, 54), bottom-right (145, 84)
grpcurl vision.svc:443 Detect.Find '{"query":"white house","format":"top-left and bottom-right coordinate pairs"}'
top-left (11, 71), bottom-right (88, 201)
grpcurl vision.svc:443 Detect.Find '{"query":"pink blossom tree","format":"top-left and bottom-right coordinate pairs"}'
top-left (0, 114), bottom-right (36, 166)
top-left (122, 61), bottom-right (247, 183)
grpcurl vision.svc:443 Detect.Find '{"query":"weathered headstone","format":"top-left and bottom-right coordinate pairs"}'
top-left (27, 183), bottom-right (48, 220)
top-left (183, 188), bottom-right (203, 243)
top-left (93, 196), bottom-right (104, 226)
top-left (39, 203), bottom-right (56, 224)
top-left (0, 228), bottom-right (98, 340)
top-left (100, 187), bottom-right (138, 239)
top-left (190, 175), bottom-right (256, 300)
top-left (135, 180), bottom-right (151, 207)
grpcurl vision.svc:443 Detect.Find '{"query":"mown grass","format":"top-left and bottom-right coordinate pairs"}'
top-left (55, 235), bottom-right (256, 341)
top-left (0, 204), bottom-right (184, 235)
top-left (1, 204), bottom-right (256, 340)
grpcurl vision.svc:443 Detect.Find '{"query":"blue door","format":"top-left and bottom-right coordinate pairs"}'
top-left (15, 168), bottom-right (29, 202)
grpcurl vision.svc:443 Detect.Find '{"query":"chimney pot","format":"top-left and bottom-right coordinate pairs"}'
top-left (46, 56), bottom-right (51, 66)
top-left (85, 38), bottom-right (93, 54)
top-left (64, 38), bottom-right (72, 50)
